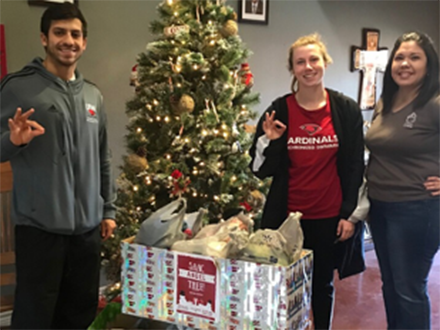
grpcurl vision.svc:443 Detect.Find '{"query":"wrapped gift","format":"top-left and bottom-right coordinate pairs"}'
top-left (121, 242), bottom-right (313, 330)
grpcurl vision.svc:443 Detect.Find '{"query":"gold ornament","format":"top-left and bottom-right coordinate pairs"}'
top-left (231, 12), bottom-right (238, 21)
top-left (220, 20), bottom-right (238, 38)
top-left (171, 63), bottom-right (182, 73)
top-left (126, 154), bottom-right (148, 172)
top-left (247, 190), bottom-right (266, 210)
top-left (171, 94), bottom-right (195, 114)
top-left (243, 123), bottom-right (256, 134)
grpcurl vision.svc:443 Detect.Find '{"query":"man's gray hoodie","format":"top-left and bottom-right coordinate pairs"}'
top-left (0, 58), bottom-right (116, 235)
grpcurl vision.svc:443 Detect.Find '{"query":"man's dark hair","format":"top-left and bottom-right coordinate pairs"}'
top-left (381, 31), bottom-right (439, 114)
top-left (40, 2), bottom-right (88, 38)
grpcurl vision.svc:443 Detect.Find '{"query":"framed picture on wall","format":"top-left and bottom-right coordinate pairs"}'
top-left (28, 0), bottom-right (77, 6)
top-left (238, 0), bottom-right (269, 25)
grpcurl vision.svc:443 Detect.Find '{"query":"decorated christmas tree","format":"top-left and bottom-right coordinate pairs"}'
top-left (102, 0), bottom-right (266, 282)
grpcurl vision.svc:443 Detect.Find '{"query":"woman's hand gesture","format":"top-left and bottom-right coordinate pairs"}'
top-left (262, 111), bottom-right (286, 140)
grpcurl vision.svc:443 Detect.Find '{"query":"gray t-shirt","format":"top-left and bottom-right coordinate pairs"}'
top-left (365, 96), bottom-right (439, 202)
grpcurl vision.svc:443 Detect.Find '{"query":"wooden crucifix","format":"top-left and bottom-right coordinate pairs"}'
top-left (0, 24), bottom-right (7, 79)
top-left (351, 28), bottom-right (388, 110)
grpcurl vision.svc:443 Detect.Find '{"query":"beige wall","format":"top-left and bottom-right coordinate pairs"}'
top-left (1, 0), bottom-right (438, 173)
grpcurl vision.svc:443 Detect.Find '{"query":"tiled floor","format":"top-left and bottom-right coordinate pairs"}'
top-left (333, 249), bottom-right (440, 330)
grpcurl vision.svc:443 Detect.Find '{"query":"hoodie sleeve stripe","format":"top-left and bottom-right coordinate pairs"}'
top-left (252, 135), bottom-right (271, 172)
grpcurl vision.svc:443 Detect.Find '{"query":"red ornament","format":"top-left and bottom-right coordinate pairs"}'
top-left (98, 296), bottom-right (107, 309)
top-left (171, 169), bottom-right (183, 179)
top-left (239, 63), bottom-right (254, 87)
top-left (239, 201), bottom-right (252, 212)
top-left (171, 178), bottom-right (191, 196)
top-left (130, 64), bottom-right (139, 87)
top-left (243, 72), bottom-right (253, 86)
top-left (170, 169), bottom-right (191, 196)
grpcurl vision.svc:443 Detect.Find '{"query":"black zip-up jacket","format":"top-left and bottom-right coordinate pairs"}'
top-left (250, 89), bottom-right (365, 230)
top-left (250, 89), bottom-right (366, 279)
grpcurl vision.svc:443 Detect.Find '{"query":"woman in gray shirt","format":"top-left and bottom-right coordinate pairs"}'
top-left (366, 31), bottom-right (439, 330)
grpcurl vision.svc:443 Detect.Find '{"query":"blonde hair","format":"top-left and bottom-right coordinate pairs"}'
top-left (288, 33), bottom-right (333, 92)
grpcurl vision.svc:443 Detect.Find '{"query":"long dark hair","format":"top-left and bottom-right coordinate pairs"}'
top-left (381, 31), bottom-right (439, 114)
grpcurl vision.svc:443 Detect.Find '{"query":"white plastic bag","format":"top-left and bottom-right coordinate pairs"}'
top-left (184, 208), bottom-right (207, 237)
top-left (135, 198), bottom-right (186, 248)
top-left (240, 212), bottom-right (304, 266)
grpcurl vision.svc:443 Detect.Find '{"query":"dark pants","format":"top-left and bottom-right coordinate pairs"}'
top-left (370, 198), bottom-right (440, 330)
top-left (11, 225), bottom-right (101, 330)
top-left (301, 216), bottom-right (339, 330)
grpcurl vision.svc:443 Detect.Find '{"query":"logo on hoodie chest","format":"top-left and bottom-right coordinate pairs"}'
top-left (86, 103), bottom-right (98, 124)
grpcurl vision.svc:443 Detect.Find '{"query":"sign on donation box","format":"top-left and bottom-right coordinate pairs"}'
top-left (176, 253), bottom-right (219, 322)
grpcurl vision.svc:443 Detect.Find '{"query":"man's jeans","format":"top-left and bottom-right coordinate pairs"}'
top-left (369, 198), bottom-right (439, 330)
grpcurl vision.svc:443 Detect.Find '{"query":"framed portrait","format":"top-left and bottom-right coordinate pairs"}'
top-left (238, 0), bottom-right (269, 25)
top-left (28, 0), bottom-right (77, 6)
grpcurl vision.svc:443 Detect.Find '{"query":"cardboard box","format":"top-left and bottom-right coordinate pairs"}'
top-left (121, 242), bottom-right (313, 330)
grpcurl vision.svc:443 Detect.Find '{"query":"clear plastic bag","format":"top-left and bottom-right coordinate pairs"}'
top-left (171, 213), bottom-right (252, 258)
top-left (194, 212), bottom-right (253, 239)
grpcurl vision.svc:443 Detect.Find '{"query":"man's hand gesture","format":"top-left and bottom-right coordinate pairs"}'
top-left (8, 108), bottom-right (45, 146)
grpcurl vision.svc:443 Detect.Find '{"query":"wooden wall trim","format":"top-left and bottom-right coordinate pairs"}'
top-left (0, 162), bottom-right (12, 193)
